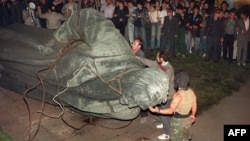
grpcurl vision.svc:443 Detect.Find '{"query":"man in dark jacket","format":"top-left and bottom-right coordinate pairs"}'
top-left (160, 8), bottom-right (178, 57)
top-left (204, 8), bottom-right (224, 62)
top-left (186, 5), bottom-right (203, 55)
top-left (113, 0), bottom-right (129, 36)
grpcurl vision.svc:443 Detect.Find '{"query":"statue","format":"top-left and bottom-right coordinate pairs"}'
top-left (0, 8), bottom-right (169, 120)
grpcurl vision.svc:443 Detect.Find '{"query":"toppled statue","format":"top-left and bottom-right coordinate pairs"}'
top-left (0, 8), bottom-right (169, 120)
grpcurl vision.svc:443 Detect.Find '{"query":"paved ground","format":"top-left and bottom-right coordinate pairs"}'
top-left (1, 81), bottom-right (250, 141)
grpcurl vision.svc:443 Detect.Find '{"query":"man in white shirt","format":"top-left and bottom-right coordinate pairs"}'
top-left (103, 0), bottom-right (115, 20)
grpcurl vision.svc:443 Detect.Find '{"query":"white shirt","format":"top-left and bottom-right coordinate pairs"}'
top-left (103, 3), bottom-right (115, 19)
top-left (244, 18), bottom-right (249, 31)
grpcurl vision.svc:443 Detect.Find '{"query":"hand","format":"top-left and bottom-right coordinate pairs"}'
top-left (190, 115), bottom-right (196, 123)
top-left (148, 106), bottom-right (159, 113)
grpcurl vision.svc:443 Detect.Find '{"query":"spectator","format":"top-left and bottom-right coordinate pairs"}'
top-left (186, 5), bottom-right (203, 55)
top-left (102, 0), bottom-right (115, 20)
top-left (148, 3), bottom-right (161, 50)
top-left (126, 0), bottom-right (136, 44)
top-left (175, 4), bottom-right (187, 58)
top-left (160, 8), bottom-right (178, 57)
top-left (204, 8), bottom-right (224, 63)
top-left (113, 0), bottom-right (129, 36)
top-left (10, 0), bottom-right (22, 24)
top-left (236, 11), bottom-right (250, 66)
top-left (0, 0), bottom-right (10, 26)
top-left (133, 1), bottom-right (148, 49)
top-left (222, 8), bottom-right (237, 63)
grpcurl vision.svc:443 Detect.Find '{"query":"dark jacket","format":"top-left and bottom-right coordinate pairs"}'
top-left (204, 17), bottom-right (224, 38)
top-left (161, 16), bottom-right (179, 38)
top-left (186, 13), bottom-right (203, 37)
top-left (113, 6), bottom-right (129, 27)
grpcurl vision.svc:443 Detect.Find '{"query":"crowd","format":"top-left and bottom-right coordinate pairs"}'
top-left (1, 0), bottom-right (249, 64)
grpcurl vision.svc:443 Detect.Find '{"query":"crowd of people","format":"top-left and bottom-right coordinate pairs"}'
top-left (1, 0), bottom-right (249, 64)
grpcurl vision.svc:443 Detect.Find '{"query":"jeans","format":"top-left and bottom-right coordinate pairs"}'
top-left (127, 22), bottom-right (134, 43)
top-left (160, 99), bottom-right (172, 135)
top-left (134, 26), bottom-right (147, 49)
top-left (200, 30), bottom-right (207, 54)
top-left (191, 37), bottom-right (200, 55)
top-left (185, 32), bottom-right (192, 54)
top-left (150, 22), bottom-right (161, 49)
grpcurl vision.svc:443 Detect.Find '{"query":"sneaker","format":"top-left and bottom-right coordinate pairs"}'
top-left (140, 117), bottom-right (148, 124)
top-left (158, 133), bottom-right (170, 140)
top-left (237, 63), bottom-right (241, 66)
top-left (156, 123), bottom-right (163, 129)
top-left (243, 63), bottom-right (246, 66)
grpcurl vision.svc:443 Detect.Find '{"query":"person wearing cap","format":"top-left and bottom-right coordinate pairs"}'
top-left (160, 8), bottom-right (179, 57)
top-left (185, 4), bottom-right (203, 55)
top-left (204, 8), bottom-right (224, 62)
top-left (149, 71), bottom-right (197, 141)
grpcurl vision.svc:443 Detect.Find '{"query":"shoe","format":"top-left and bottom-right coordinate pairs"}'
top-left (237, 63), bottom-right (241, 66)
top-left (158, 133), bottom-right (170, 140)
top-left (140, 117), bottom-right (148, 124)
top-left (243, 63), bottom-right (246, 66)
top-left (202, 53), bottom-right (206, 58)
top-left (182, 54), bottom-right (186, 58)
top-left (156, 123), bottom-right (163, 129)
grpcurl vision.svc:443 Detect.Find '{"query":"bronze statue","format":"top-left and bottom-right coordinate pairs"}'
top-left (0, 8), bottom-right (169, 120)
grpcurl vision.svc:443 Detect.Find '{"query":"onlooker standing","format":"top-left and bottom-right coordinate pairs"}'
top-left (222, 8), bottom-right (237, 63)
top-left (133, 1), bottom-right (147, 49)
top-left (102, 0), bottom-right (115, 20)
top-left (204, 9), bottom-right (224, 62)
top-left (148, 3), bottom-right (161, 50)
top-left (137, 50), bottom-right (175, 140)
top-left (0, 0), bottom-right (10, 26)
top-left (126, 0), bottom-right (136, 44)
top-left (186, 5), bottom-right (203, 55)
top-left (10, 0), bottom-right (22, 24)
top-left (143, 1), bottom-right (151, 49)
top-left (200, 9), bottom-right (210, 57)
top-left (236, 11), bottom-right (250, 66)
top-left (160, 8), bottom-right (178, 57)
top-left (113, 0), bottom-right (129, 36)
top-left (175, 4), bottom-right (187, 57)
top-left (149, 71), bottom-right (197, 141)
